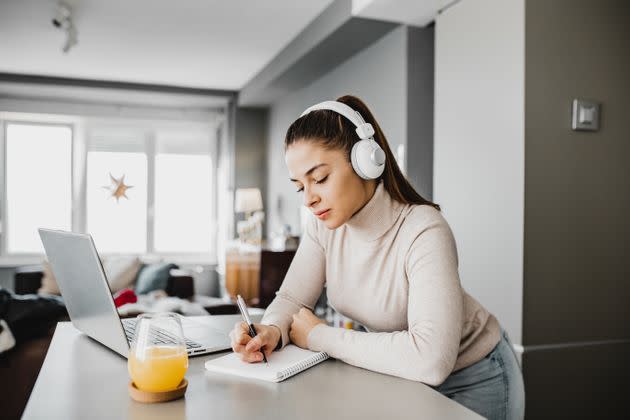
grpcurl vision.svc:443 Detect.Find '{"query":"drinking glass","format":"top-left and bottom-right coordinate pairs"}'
top-left (127, 312), bottom-right (189, 392)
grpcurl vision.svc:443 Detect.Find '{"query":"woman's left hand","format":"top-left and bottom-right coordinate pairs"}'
top-left (289, 307), bottom-right (326, 349)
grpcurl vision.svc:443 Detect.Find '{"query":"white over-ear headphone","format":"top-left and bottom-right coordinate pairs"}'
top-left (300, 101), bottom-right (386, 180)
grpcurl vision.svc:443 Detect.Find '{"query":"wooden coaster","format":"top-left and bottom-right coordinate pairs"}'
top-left (128, 378), bottom-right (188, 403)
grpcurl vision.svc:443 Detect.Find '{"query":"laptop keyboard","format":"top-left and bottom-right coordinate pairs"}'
top-left (122, 319), bottom-right (203, 350)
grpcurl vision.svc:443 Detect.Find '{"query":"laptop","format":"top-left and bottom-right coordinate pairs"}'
top-left (38, 228), bottom-right (231, 358)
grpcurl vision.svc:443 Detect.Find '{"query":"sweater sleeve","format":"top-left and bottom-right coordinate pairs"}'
top-left (306, 215), bottom-right (464, 386)
top-left (261, 215), bottom-right (326, 349)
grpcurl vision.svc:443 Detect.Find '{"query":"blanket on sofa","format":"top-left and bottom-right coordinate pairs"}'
top-left (117, 291), bottom-right (209, 317)
top-left (0, 288), bottom-right (67, 354)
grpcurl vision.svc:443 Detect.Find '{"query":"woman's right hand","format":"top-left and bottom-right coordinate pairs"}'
top-left (229, 322), bottom-right (281, 363)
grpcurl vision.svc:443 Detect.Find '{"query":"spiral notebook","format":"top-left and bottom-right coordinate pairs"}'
top-left (204, 345), bottom-right (329, 382)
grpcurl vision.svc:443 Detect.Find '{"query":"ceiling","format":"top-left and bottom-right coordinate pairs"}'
top-left (0, 1), bottom-right (452, 93)
top-left (353, 0), bottom-right (455, 26)
top-left (0, 0), bottom-right (334, 91)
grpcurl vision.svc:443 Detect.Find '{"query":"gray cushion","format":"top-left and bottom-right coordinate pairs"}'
top-left (134, 263), bottom-right (178, 295)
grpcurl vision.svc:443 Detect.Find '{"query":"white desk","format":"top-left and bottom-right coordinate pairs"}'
top-left (23, 317), bottom-right (482, 420)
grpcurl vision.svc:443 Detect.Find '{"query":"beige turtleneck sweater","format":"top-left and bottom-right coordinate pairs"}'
top-left (261, 182), bottom-right (500, 386)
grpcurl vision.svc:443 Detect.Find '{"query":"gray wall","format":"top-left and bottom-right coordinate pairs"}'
top-left (406, 25), bottom-right (434, 200)
top-left (522, 0), bottom-right (630, 417)
top-left (434, 0), bottom-right (525, 346)
top-left (265, 25), bottom-right (434, 237)
top-left (234, 107), bottom-right (268, 206)
top-left (524, 0), bottom-right (630, 345)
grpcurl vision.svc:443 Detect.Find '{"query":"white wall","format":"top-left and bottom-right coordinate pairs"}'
top-left (434, 0), bottom-right (525, 345)
top-left (266, 26), bottom-right (408, 236)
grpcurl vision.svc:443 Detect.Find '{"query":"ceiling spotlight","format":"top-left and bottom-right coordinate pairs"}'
top-left (52, 1), bottom-right (78, 53)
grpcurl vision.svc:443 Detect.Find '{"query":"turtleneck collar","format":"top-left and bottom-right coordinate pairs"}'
top-left (344, 181), bottom-right (406, 242)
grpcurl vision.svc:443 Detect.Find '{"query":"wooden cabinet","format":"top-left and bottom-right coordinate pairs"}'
top-left (223, 242), bottom-right (297, 308)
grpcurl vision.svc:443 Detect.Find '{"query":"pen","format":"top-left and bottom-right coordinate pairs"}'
top-left (236, 294), bottom-right (268, 363)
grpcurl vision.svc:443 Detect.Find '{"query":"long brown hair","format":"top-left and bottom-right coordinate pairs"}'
top-left (284, 95), bottom-right (440, 211)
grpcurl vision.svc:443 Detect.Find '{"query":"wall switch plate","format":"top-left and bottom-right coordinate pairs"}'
top-left (572, 99), bottom-right (600, 131)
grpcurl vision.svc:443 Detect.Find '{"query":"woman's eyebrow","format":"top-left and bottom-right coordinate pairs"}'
top-left (289, 163), bottom-right (328, 182)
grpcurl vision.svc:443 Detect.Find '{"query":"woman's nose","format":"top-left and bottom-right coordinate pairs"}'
top-left (303, 187), bottom-right (319, 208)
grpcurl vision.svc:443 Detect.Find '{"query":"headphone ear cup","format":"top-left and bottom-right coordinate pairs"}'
top-left (351, 139), bottom-right (385, 180)
top-left (351, 141), bottom-right (368, 179)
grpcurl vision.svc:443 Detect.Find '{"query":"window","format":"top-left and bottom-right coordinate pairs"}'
top-left (86, 128), bottom-right (148, 254)
top-left (1, 114), bottom-right (218, 263)
top-left (4, 123), bottom-right (72, 254)
top-left (85, 125), bottom-right (215, 258)
top-left (154, 131), bottom-right (213, 254)
top-left (86, 151), bottom-right (148, 254)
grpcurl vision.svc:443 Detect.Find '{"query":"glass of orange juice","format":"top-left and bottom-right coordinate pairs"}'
top-left (128, 312), bottom-right (189, 392)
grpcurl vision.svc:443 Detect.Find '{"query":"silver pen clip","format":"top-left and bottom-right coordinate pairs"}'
top-left (236, 294), bottom-right (252, 325)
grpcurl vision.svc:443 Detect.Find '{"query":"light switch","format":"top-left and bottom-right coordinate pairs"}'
top-left (572, 99), bottom-right (600, 131)
top-left (578, 106), bottom-right (595, 124)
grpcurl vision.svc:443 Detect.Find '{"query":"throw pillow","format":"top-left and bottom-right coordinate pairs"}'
top-left (134, 263), bottom-right (178, 295)
top-left (103, 256), bottom-right (142, 293)
top-left (38, 260), bottom-right (60, 295)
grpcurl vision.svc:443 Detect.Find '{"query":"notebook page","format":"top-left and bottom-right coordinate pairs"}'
top-left (205, 345), bottom-right (327, 382)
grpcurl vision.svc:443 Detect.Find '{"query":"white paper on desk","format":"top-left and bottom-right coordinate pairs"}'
top-left (205, 345), bottom-right (328, 382)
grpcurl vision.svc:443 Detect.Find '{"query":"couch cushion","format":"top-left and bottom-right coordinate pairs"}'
top-left (37, 257), bottom-right (142, 295)
top-left (134, 263), bottom-right (178, 295)
top-left (37, 261), bottom-right (60, 295)
top-left (103, 257), bottom-right (142, 293)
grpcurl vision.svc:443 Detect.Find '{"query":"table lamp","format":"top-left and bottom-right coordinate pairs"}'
top-left (235, 188), bottom-right (264, 244)
top-left (235, 188), bottom-right (263, 218)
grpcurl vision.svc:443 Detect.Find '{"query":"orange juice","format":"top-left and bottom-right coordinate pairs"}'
top-left (128, 346), bottom-right (188, 392)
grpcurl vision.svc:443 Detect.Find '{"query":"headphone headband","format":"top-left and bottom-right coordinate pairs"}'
top-left (300, 101), bottom-right (375, 140)
top-left (301, 101), bottom-right (364, 126)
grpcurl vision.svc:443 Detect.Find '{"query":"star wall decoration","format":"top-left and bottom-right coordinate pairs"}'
top-left (102, 173), bottom-right (133, 202)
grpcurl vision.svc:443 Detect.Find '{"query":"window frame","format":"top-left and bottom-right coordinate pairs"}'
top-left (0, 117), bottom-right (76, 261)
top-left (0, 113), bottom-right (219, 265)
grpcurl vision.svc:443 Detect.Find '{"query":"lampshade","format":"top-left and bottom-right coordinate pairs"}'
top-left (235, 188), bottom-right (263, 213)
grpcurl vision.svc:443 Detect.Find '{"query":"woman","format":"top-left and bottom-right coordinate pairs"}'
top-left (229, 95), bottom-right (525, 419)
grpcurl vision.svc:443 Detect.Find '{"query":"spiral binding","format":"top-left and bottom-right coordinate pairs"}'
top-left (276, 352), bottom-right (329, 381)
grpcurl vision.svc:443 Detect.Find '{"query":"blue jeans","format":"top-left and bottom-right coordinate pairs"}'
top-left (434, 330), bottom-right (525, 420)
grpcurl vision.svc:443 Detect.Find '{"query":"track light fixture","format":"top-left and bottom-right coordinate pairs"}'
top-left (52, 1), bottom-right (78, 53)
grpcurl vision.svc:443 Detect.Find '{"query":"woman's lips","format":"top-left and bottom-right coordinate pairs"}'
top-left (315, 209), bottom-right (331, 219)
